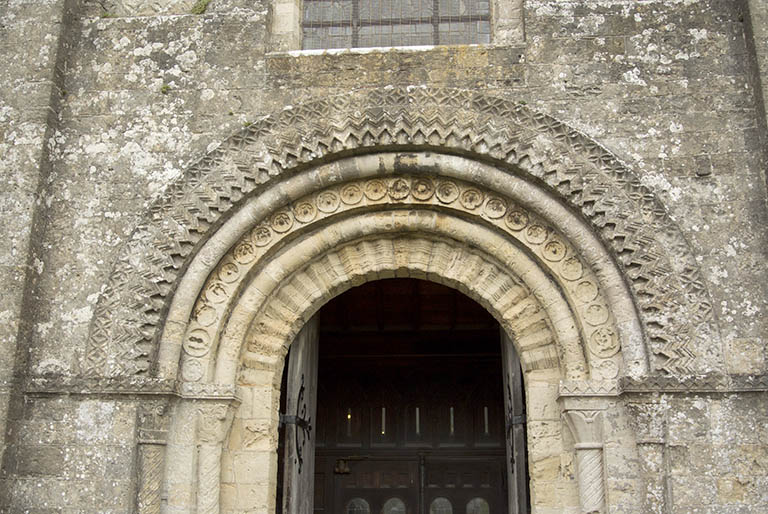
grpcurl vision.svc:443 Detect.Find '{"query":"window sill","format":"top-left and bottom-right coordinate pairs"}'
top-left (267, 43), bottom-right (501, 58)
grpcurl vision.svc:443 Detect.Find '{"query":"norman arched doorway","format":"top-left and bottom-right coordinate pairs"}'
top-left (277, 279), bottom-right (529, 514)
top-left (136, 150), bottom-right (653, 514)
top-left (85, 87), bottom-right (715, 514)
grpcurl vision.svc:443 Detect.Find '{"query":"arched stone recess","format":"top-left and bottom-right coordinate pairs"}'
top-left (169, 162), bottom-right (638, 386)
top-left (83, 86), bottom-right (717, 382)
top-left (154, 157), bottom-right (645, 511)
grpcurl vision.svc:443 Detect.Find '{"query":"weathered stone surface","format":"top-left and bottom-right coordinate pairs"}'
top-left (1, 0), bottom-right (767, 511)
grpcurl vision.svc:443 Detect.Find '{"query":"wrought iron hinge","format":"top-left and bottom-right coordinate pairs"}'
top-left (279, 414), bottom-right (311, 431)
top-left (279, 374), bottom-right (312, 474)
top-left (509, 414), bottom-right (526, 426)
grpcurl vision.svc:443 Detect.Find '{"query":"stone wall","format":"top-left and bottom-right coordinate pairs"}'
top-left (1, 0), bottom-right (767, 512)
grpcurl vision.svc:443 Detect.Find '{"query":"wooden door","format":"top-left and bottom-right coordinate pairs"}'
top-left (501, 329), bottom-right (528, 514)
top-left (282, 315), bottom-right (320, 514)
top-left (314, 356), bottom-right (508, 514)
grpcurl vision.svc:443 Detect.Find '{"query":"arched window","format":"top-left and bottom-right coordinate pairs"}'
top-left (346, 497), bottom-right (371, 513)
top-left (430, 497), bottom-right (453, 513)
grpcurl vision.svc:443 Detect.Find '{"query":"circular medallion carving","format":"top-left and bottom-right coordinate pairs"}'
top-left (181, 358), bottom-right (204, 382)
top-left (525, 224), bottom-right (548, 245)
top-left (294, 201), bottom-right (317, 223)
top-left (218, 263), bottom-right (239, 283)
top-left (436, 181), bottom-right (459, 203)
top-left (543, 239), bottom-right (567, 262)
top-left (317, 191), bottom-right (340, 213)
top-left (251, 225), bottom-right (272, 247)
top-left (205, 282), bottom-right (229, 304)
top-left (341, 184), bottom-right (363, 205)
top-left (194, 305), bottom-right (217, 327)
top-left (575, 280), bottom-right (599, 302)
top-left (561, 257), bottom-right (584, 281)
top-left (412, 178), bottom-right (435, 200)
top-left (593, 358), bottom-right (620, 379)
top-left (589, 327), bottom-right (620, 358)
top-left (504, 209), bottom-right (528, 231)
top-left (484, 197), bottom-right (507, 219)
top-left (459, 188), bottom-right (484, 210)
top-left (389, 178), bottom-right (410, 200)
top-left (584, 303), bottom-right (610, 326)
top-left (271, 210), bottom-right (294, 233)
top-left (505, 209), bottom-right (529, 231)
top-left (365, 180), bottom-right (387, 200)
top-left (233, 241), bottom-right (257, 264)
top-left (183, 329), bottom-right (210, 357)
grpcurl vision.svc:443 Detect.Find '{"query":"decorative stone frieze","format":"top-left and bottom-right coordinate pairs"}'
top-left (82, 88), bottom-right (715, 380)
top-left (175, 173), bottom-right (626, 387)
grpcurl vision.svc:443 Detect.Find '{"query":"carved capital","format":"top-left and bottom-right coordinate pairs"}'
top-left (196, 401), bottom-right (236, 445)
top-left (563, 409), bottom-right (604, 448)
top-left (137, 399), bottom-right (170, 444)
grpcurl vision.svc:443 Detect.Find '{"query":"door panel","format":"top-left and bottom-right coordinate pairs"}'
top-left (424, 457), bottom-right (507, 513)
top-left (283, 315), bottom-right (320, 514)
top-left (308, 279), bottom-right (523, 513)
top-left (501, 329), bottom-right (528, 514)
top-left (314, 355), bottom-right (508, 513)
top-left (336, 459), bottom-right (419, 514)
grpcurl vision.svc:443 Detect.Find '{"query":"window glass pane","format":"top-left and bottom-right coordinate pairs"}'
top-left (302, 0), bottom-right (490, 49)
top-left (383, 497), bottom-right (407, 514)
top-left (346, 498), bottom-right (371, 514)
top-left (302, 25), bottom-right (353, 50)
top-left (430, 497), bottom-right (453, 514)
top-left (466, 497), bottom-right (489, 514)
top-left (304, 0), bottom-right (353, 22)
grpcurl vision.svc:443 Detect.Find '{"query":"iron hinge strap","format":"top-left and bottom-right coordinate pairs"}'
top-left (509, 414), bottom-right (526, 426)
top-left (280, 413), bottom-right (311, 431)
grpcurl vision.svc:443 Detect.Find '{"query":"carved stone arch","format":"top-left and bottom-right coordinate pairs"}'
top-left (161, 207), bottom-right (636, 513)
top-left (151, 153), bottom-right (643, 387)
top-left (149, 152), bottom-right (648, 513)
top-left (84, 86), bottom-right (716, 382)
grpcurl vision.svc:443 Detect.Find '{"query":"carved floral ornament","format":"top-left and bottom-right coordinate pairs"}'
top-left (178, 172), bottom-right (625, 385)
top-left (83, 87), bottom-right (715, 379)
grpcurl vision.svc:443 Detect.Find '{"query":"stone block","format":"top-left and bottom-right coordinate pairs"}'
top-left (670, 475), bottom-right (717, 507)
top-left (667, 398), bottom-right (711, 445)
top-left (717, 477), bottom-right (748, 504)
top-left (724, 338), bottom-right (766, 375)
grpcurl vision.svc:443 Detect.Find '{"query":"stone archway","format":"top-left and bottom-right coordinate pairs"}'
top-left (154, 152), bottom-right (643, 513)
top-left (84, 87), bottom-right (714, 381)
top-left (80, 87), bottom-right (716, 513)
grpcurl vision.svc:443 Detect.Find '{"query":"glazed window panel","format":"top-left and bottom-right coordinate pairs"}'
top-left (430, 497), bottom-right (453, 514)
top-left (346, 498), bottom-right (371, 513)
top-left (383, 497), bottom-right (407, 513)
top-left (465, 497), bottom-right (489, 514)
top-left (302, 0), bottom-right (491, 49)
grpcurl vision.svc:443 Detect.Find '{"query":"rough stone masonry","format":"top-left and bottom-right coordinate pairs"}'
top-left (1, 0), bottom-right (767, 512)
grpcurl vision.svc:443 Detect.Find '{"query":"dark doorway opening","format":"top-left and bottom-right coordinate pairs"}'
top-left (278, 279), bottom-right (529, 514)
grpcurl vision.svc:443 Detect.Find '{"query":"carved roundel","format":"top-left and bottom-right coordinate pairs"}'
top-left (294, 202), bottom-right (317, 223)
top-left (365, 180), bottom-right (387, 200)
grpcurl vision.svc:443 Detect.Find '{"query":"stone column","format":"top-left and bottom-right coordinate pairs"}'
top-left (136, 400), bottom-right (171, 514)
top-left (559, 381), bottom-right (617, 514)
top-left (196, 401), bottom-right (237, 514)
top-left (563, 409), bottom-right (605, 514)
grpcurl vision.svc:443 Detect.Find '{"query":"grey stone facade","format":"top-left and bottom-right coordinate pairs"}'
top-left (0, 0), bottom-right (767, 512)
